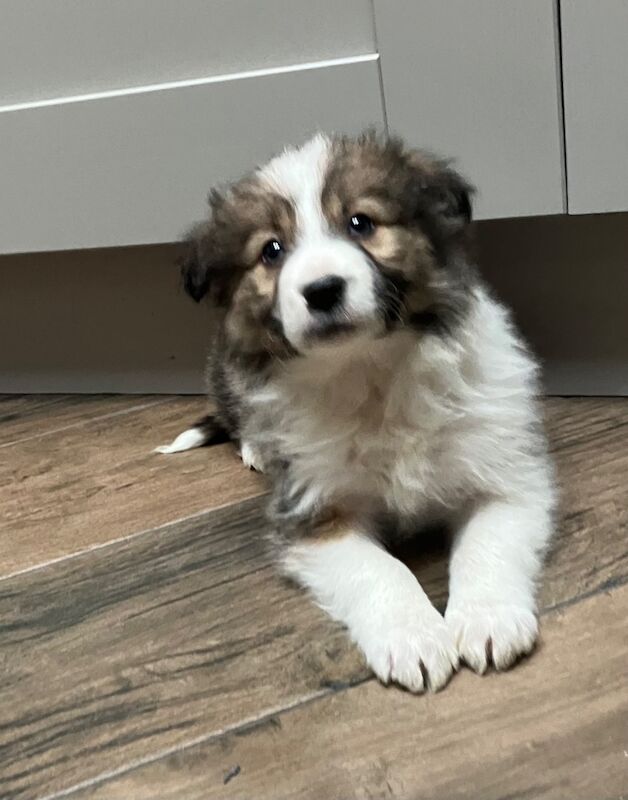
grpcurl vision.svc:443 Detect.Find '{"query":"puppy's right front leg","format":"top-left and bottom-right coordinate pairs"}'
top-left (281, 522), bottom-right (458, 693)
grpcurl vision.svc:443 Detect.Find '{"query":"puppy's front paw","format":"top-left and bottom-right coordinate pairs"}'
top-left (446, 602), bottom-right (538, 674)
top-left (359, 608), bottom-right (458, 693)
top-left (239, 441), bottom-right (265, 472)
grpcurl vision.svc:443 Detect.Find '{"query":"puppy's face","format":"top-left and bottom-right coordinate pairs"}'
top-left (183, 133), bottom-right (473, 357)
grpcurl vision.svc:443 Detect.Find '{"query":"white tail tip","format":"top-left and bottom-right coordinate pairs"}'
top-left (154, 427), bottom-right (207, 454)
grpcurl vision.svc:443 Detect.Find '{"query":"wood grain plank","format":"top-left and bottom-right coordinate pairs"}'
top-left (0, 394), bottom-right (166, 447)
top-left (544, 398), bottom-right (628, 609)
top-left (77, 584), bottom-right (628, 800)
top-left (0, 399), bottom-right (627, 800)
top-left (0, 398), bottom-right (265, 576)
top-left (0, 497), bottom-right (366, 800)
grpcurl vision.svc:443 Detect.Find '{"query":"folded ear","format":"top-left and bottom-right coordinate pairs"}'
top-left (180, 221), bottom-right (212, 302)
top-left (420, 162), bottom-right (474, 235)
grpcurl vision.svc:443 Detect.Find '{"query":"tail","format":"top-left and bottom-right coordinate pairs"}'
top-left (154, 414), bottom-right (230, 454)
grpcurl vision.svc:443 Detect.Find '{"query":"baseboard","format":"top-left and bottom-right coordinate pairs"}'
top-left (1, 213), bottom-right (626, 395)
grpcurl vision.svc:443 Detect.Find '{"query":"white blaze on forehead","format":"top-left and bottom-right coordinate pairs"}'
top-left (258, 133), bottom-right (331, 240)
top-left (259, 133), bottom-right (379, 350)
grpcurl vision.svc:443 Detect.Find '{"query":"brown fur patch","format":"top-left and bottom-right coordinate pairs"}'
top-left (183, 174), bottom-right (297, 355)
top-left (310, 509), bottom-right (354, 541)
top-left (183, 175), bottom-right (296, 306)
top-left (226, 264), bottom-right (283, 355)
top-left (321, 132), bottom-right (474, 330)
top-left (215, 179), bottom-right (296, 275)
top-left (362, 225), bottom-right (436, 277)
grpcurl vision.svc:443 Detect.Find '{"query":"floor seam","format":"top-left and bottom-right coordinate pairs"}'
top-left (542, 572), bottom-right (628, 614)
top-left (38, 682), bottom-right (369, 800)
top-left (0, 397), bottom-right (174, 449)
top-left (38, 578), bottom-right (626, 798)
top-left (0, 491), bottom-right (269, 584)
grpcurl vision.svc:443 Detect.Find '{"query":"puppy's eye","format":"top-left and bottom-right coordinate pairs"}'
top-left (348, 213), bottom-right (374, 237)
top-left (261, 239), bottom-right (284, 265)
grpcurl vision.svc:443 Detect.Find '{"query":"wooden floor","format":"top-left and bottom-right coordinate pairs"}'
top-left (0, 395), bottom-right (626, 800)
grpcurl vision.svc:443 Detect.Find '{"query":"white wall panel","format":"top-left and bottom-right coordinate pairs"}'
top-left (0, 57), bottom-right (384, 253)
top-left (374, 0), bottom-right (565, 219)
top-left (0, 0), bottom-right (374, 103)
top-left (561, 0), bottom-right (628, 214)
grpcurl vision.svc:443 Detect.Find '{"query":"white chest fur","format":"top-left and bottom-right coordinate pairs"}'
top-left (254, 289), bottom-right (543, 520)
top-left (257, 332), bottom-right (468, 516)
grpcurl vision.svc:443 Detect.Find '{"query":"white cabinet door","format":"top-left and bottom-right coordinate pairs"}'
top-left (374, 0), bottom-right (565, 219)
top-left (0, 57), bottom-right (383, 253)
top-left (561, 0), bottom-right (628, 214)
top-left (0, 0), bottom-right (374, 104)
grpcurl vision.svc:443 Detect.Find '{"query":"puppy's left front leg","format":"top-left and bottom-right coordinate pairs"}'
top-left (446, 498), bottom-right (553, 673)
top-left (281, 523), bottom-right (457, 693)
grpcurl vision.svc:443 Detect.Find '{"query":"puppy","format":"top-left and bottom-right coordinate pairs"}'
top-left (158, 132), bottom-right (555, 693)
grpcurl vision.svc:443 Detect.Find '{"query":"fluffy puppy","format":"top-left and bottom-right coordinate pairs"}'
top-left (158, 132), bottom-right (555, 693)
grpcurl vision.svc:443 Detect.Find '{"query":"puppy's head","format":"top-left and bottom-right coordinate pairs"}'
top-left (183, 132), bottom-right (474, 356)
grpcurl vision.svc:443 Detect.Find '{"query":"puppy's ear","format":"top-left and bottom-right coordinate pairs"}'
top-left (181, 218), bottom-right (236, 305)
top-left (180, 188), bottom-right (243, 305)
top-left (181, 221), bottom-right (212, 302)
top-left (420, 163), bottom-right (474, 235)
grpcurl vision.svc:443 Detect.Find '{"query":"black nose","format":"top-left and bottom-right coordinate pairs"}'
top-left (302, 275), bottom-right (346, 313)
